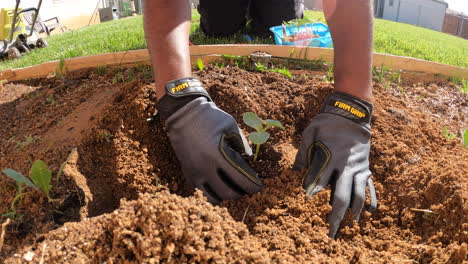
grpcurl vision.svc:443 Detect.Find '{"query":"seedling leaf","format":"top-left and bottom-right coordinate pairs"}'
top-left (442, 127), bottom-right (448, 137)
top-left (197, 58), bottom-right (204, 71)
top-left (255, 62), bottom-right (267, 72)
top-left (250, 132), bottom-right (270, 145)
top-left (264, 119), bottom-right (285, 130)
top-left (2, 169), bottom-right (35, 188)
top-left (30, 160), bottom-right (52, 198)
top-left (243, 112), bottom-right (263, 131)
top-left (442, 127), bottom-right (456, 140)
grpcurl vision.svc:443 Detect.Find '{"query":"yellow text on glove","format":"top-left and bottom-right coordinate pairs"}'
top-left (171, 83), bottom-right (189, 93)
top-left (334, 101), bottom-right (366, 118)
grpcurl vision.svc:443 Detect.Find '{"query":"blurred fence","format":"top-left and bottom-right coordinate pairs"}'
top-left (442, 12), bottom-right (467, 39)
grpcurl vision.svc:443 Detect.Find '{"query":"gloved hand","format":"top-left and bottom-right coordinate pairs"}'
top-left (156, 77), bottom-right (263, 204)
top-left (294, 92), bottom-right (377, 238)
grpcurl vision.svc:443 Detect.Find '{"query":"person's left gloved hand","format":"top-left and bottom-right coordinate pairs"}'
top-left (294, 92), bottom-right (377, 238)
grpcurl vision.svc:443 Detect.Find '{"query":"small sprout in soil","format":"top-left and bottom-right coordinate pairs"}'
top-left (442, 127), bottom-right (456, 140)
top-left (243, 112), bottom-right (285, 161)
top-left (135, 64), bottom-right (154, 81)
top-left (112, 68), bottom-right (136, 84)
top-left (254, 63), bottom-right (292, 78)
top-left (213, 62), bottom-right (226, 68)
top-left (197, 58), bottom-right (204, 71)
top-left (373, 65), bottom-right (388, 84)
top-left (15, 135), bottom-right (39, 150)
top-left (46, 94), bottom-right (56, 105)
top-left (2, 160), bottom-right (54, 202)
top-left (55, 58), bottom-right (66, 79)
top-left (254, 62), bottom-right (267, 72)
top-left (459, 79), bottom-right (468, 93)
top-left (463, 129), bottom-right (468, 148)
top-left (97, 130), bottom-right (113, 143)
top-left (269, 67), bottom-right (292, 78)
top-left (325, 63), bottom-right (334, 83)
top-left (222, 55), bottom-right (249, 68)
top-left (372, 66), bottom-right (402, 89)
top-left (1, 171), bottom-right (29, 219)
top-left (448, 75), bottom-right (464, 86)
top-left (95, 66), bottom-right (108, 76)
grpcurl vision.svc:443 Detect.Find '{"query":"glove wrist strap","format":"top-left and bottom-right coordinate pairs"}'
top-left (155, 77), bottom-right (212, 121)
top-left (321, 92), bottom-right (373, 126)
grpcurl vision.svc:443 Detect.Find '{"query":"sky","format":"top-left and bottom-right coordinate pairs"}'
top-left (444, 0), bottom-right (468, 15)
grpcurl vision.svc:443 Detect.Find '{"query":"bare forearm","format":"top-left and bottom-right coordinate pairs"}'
top-left (323, 0), bottom-right (373, 101)
top-left (143, 0), bottom-right (192, 100)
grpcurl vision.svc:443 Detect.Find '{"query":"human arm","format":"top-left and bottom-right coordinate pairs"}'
top-left (143, 1), bottom-right (263, 202)
top-left (143, 0), bottom-right (192, 100)
top-left (323, 0), bottom-right (373, 101)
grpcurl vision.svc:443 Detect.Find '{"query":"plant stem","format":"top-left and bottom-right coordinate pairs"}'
top-left (10, 185), bottom-right (24, 211)
top-left (254, 144), bottom-right (260, 162)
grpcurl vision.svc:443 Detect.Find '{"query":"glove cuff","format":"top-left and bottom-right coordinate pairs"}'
top-left (320, 92), bottom-right (373, 126)
top-left (155, 77), bottom-right (212, 122)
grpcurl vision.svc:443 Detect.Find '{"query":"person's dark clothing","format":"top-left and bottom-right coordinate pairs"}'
top-left (198, 0), bottom-right (304, 36)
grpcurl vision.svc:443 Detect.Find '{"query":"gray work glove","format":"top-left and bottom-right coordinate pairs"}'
top-left (156, 77), bottom-right (263, 204)
top-left (294, 92), bottom-right (377, 238)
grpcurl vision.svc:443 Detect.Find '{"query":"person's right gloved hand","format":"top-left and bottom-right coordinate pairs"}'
top-left (155, 77), bottom-right (263, 204)
top-left (293, 92), bottom-right (377, 238)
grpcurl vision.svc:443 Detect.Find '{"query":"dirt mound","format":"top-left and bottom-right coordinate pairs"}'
top-left (1, 65), bottom-right (467, 263)
top-left (5, 191), bottom-right (286, 263)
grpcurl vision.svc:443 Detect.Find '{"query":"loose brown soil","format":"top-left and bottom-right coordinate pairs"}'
top-left (0, 64), bottom-right (466, 263)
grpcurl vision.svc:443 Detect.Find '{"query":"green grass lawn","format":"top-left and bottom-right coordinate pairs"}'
top-left (0, 10), bottom-right (466, 70)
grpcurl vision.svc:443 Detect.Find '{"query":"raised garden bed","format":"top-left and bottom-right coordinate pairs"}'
top-left (0, 53), bottom-right (467, 263)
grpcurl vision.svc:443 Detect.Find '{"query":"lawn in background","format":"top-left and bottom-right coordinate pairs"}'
top-left (0, 10), bottom-right (466, 70)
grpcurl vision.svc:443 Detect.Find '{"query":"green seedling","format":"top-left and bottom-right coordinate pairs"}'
top-left (2, 167), bottom-right (35, 218)
top-left (254, 62), bottom-right (292, 78)
top-left (325, 63), bottom-right (334, 83)
top-left (197, 58), bottom-right (204, 71)
top-left (448, 75), bottom-right (463, 85)
top-left (372, 66), bottom-right (402, 89)
top-left (222, 55), bottom-right (249, 68)
top-left (442, 127), bottom-right (456, 140)
top-left (372, 65), bottom-right (389, 83)
top-left (55, 58), bottom-right (66, 79)
top-left (2, 160), bottom-right (53, 202)
top-left (15, 135), bottom-right (39, 150)
top-left (254, 62), bottom-right (267, 72)
top-left (269, 67), bottom-right (292, 78)
top-left (243, 112), bottom-right (285, 161)
top-left (112, 70), bottom-right (125, 84)
top-left (213, 62), bottom-right (226, 68)
top-left (2, 182), bottom-right (25, 219)
top-left (134, 64), bottom-right (154, 81)
top-left (463, 129), bottom-right (468, 148)
top-left (97, 130), bottom-right (113, 143)
top-left (95, 66), bottom-right (108, 76)
top-left (46, 94), bottom-right (56, 105)
top-left (460, 79), bottom-right (468, 93)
